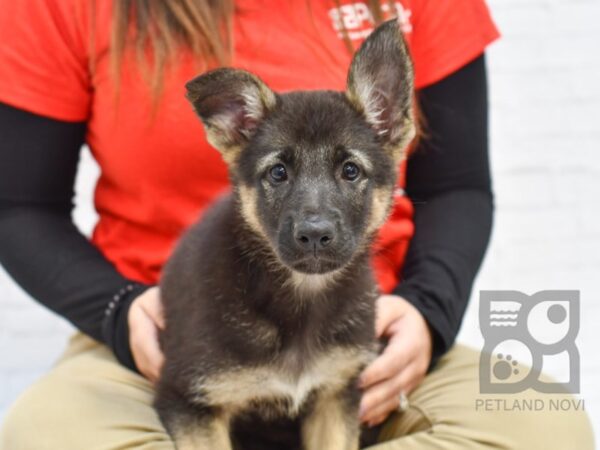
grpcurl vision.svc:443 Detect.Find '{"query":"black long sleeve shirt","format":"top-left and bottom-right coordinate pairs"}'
top-left (0, 55), bottom-right (492, 373)
top-left (394, 54), bottom-right (493, 366)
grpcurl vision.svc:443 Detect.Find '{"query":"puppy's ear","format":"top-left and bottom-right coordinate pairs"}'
top-left (346, 19), bottom-right (415, 160)
top-left (186, 68), bottom-right (276, 163)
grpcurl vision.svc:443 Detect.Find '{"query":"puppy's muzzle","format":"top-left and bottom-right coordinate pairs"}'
top-left (293, 215), bottom-right (335, 256)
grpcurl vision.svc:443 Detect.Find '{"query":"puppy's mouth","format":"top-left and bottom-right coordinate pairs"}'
top-left (278, 244), bottom-right (355, 274)
top-left (288, 255), bottom-right (344, 274)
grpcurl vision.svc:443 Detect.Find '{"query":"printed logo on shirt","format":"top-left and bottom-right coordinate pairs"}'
top-left (328, 2), bottom-right (412, 41)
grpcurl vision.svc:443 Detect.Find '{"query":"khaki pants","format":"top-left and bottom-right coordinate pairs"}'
top-left (0, 333), bottom-right (594, 450)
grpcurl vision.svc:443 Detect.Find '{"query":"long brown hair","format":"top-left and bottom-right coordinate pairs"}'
top-left (110, 0), bottom-right (394, 97)
top-left (111, 0), bottom-right (233, 98)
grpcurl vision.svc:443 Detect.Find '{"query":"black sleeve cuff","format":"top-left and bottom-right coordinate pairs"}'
top-left (101, 283), bottom-right (153, 373)
top-left (392, 284), bottom-right (453, 371)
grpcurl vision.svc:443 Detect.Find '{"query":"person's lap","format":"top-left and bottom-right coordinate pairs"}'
top-left (372, 343), bottom-right (594, 449)
top-left (0, 333), bottom-right (593, 450)
top-left (0, 334), bottom-right (172, 450)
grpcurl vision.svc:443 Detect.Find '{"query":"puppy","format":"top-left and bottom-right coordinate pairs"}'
top-left (155, 19), bottom-right (415, 450)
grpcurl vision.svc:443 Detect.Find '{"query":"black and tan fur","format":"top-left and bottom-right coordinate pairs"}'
top-left (155, 19), bottom-right (415, 450)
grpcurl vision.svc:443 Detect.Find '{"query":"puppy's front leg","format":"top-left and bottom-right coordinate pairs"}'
top-left (171, 413), bottom-right (232, 450)
top-left (155, 387), bottom-right (232, 450)
top-left (301, 387), bottom-right (361, 450)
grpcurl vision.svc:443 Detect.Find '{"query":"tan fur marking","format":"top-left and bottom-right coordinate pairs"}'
top-left (193, 348), bottom-right (374, 417)
top-left (204, 129), bottom-right (242, 165)
top-left (302, 395), bottom-right (360, 450)
top-left (240, 78), bottom-right (276, 125)
top-left (346, 87), bottom-right (415, 164)
top-left (347, 80), bottom-right (386, 132)
top-left (346, 148), bottom-right (374, 173)
top-left (238, 185), bottom-right (268, 239)
top-left (252, 73), bottom-right (277, 111)
top-left (255, 151), bottom-right (283, 175)
top-left (285, 271), bottom-right (341, 296)
top-left (367, 187), bottom-right (394, 234)
top-left (174, 416), bottom-right (232, 450)
top-left (385, 116), bottom-right (416, 163)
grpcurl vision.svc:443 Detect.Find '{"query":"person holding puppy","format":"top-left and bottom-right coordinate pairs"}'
top-left (0, 0), bottom-right (593, 449)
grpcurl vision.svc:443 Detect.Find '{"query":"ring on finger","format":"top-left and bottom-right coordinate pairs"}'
top-left (397, 391), bottom-right (410, 412)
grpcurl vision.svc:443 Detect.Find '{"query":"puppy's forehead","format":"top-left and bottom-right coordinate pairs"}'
top-left (250, 90), bottom-right (379, 168)
top-left (277, 91), bottom-right (374, 142)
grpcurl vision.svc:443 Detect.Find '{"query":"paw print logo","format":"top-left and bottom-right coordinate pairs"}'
top-left (479, 290), bottom-right (580, 394)
top-left (484, 339), bottom-right (532, 387)
top-left (493, 353), bottom-right (519, 380)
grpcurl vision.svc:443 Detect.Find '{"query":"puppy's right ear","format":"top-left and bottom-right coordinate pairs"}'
top-left (346, 18), bottom-right (415, 161)
top-left (186, 68), bottom-right (276, 164)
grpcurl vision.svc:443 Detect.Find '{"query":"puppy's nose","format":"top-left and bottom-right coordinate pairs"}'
top-left (294, 217), bottom-right (335, 251)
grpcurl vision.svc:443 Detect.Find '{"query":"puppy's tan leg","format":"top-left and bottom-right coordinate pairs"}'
top-left (155, 380), bottom-right (233, 450)
top-left (302, 391), bottom-right (360, 450)
top-left (172, 414), bottom-right (232, 450)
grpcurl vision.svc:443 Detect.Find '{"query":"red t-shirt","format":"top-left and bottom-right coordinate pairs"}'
top-left (0, 0), bottom-right (498, 293)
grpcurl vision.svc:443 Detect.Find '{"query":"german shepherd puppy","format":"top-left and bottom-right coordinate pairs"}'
top-left (155, 19), bottom-right (415, 450)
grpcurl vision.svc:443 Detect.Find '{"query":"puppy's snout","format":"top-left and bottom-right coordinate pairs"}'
top-left (294, 216), bottom-right (335, 252)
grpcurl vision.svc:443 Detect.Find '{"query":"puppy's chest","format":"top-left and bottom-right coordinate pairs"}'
top-left (194, 346), bottom-right (375, 416)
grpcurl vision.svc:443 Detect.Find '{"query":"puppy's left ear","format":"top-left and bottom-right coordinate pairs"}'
top-left (346, 19), bottom-right (415, 160)
top-left (186, 68), bottom-right (276, 164)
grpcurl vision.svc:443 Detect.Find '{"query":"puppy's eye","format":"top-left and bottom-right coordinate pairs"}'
top-left (269, 164), bottom-right (288, 182)
top-left (342, 162), bottom-right (360, 181)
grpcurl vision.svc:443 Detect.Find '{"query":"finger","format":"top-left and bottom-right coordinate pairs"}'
top-left (140, 290), bottom-right (166, 330)
top-left (374, 311), bottom-right (395, 339)
top-left (134, 307), bottom-right (165, 381)
top-left (359, 370), bottom-right (404, 421)
top-left (365, 397), bottom-right (400, 427)
top-left (360, 355), bottom-right (423, 423)
top-left (139, 307), bottom-right (165, 371)
top-left (374, 296), bottom-right (409, 338)
top-left (394, 353), bottom-right (426, 395)
top-left (359, 344), bottom-right (409, 388)
top-left (374, 298), bottom-right (399, 338)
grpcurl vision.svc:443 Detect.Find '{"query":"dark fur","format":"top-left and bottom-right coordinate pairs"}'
top-left (155, 19), bottom-right (414, 450)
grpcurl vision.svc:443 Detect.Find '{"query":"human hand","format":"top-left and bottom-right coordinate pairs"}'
top-left (358, 295), bottom-right (433, 426)
top-left (128, 286), bottom-right (165, 383)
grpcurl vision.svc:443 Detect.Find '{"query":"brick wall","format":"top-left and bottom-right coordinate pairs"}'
top-left (1, 0), bottom-right (599, 437)
top-left (457, 0), bottom-right (600, 434)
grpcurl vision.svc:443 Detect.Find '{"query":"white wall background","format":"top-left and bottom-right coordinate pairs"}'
top-left (1, 0), bottom-right (599, 440)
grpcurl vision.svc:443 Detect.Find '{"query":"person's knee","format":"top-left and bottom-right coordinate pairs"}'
top-left (1, 373), bottom-right (174, 450)
top-left (0, 386), bottom-right (53, 450)
top-left (568, 407), bottom-right (595, 449)
top-left (1, 346), bottom-right (174, 450)
top-left (1, 365), bottom-right (106, 450)
top-left (529, 402), bottom-right (595, 450)
top-left (394, 345), bottom-right (595, 449)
